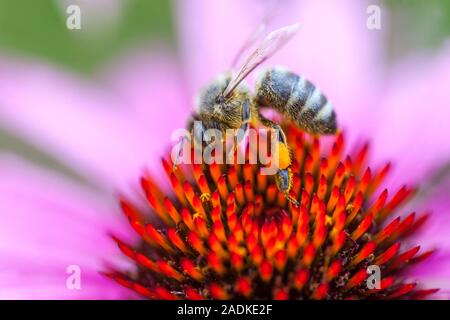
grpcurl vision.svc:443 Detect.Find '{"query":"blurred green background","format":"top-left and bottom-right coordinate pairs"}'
top-left (0, 0), bottom-right (449, 185)
top-left (0, 0), bottom-right (449, 73)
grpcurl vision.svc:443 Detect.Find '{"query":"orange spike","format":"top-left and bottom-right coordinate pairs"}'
top-left (294, 269), bottom-right (309, 290)
top-left (227, 165), bottom-right (239, 189)
top-left (181, 258), bottom-right (204, 281)
top-left (351, 212), bottom-right (373, 241)
top-left (392, 212), bottom-right (416, 239)
top-left (209, 283), bottom-right (229, 299)
top-left (211, 191), bottom-right (222, 211)
top-left (235, 183), bottom-right (245, 206)
top-left (259, 260), bottom-right (273, 282)
top-left (332, 162), bottom-right (345, 189)
top-left (332, 230), bottom-right (347, 255)
top-left (255, 194), bottom-right (264, 216)
top-left (375, 242), bottom-right (401, 265)
top-left (388, 283), bottom-right (416, 299)
top-left (197, 175), bottom-right (211, 196)
top-left (243, 163), bottom-right (254, 185)
top-left (192, 195), bottom-right (206, 218)
top-left (210, 162), bottom-right (222, 183)
top-left (207, 252), bottom-right (225, 275)
top-left (212, 220), bottom-right (226, 242)
top-left (132, 283), bottom-right (155, 299)
top-left (192, 164), bottom-right (203, 182)
top-left (231, 252), bottom-right (244, 272)
top-left (300, 189), bottom-right (310, 208)
top-left (304, 173), bottom-right (314, 196)
top-left (217, 175), bottom-right (229, 200)
top-left (319, 158), bottom-right (329, 180)
top-left (313, 224), bottom-right (326, 248)
top-left (187, 231), bottom-right (207, 255)
top-left (287, 236), bottom-right (300, 259)
top-left (146, 224), bottom-right (175, 253)
top-left (373, 217), bottom-right (400, 243)
top-left (304, 154), bottom-right (313, 174)
top-left (292, 175), bottom-right (301, 197)
top-left (266, 184), bottom-right (277, 204)
top-left (143, 186), bottom-right (172, 225)
top-left (382, 186), bottom-right (414, 219)
top-left (274, 250), bottom-right (288, 271)
top-left (368, 162), bottom-right (391, 195)
top-left (183, 181), bottom-right (196, 206)
top-left (317, 175), bottom-right (328, 200)
top-left (257, 171), bottom-right (268, 194)
top-left (313, 283), bottom-right (329, 300)
top-left (352, 241), bottom-right (376, 266)
top-left (119, 198), bottom-right (141, 221)
top-left (194, 215), bottom-right (209, 238)
top-left (356, 167), bottom-right (371, 196)
top-left (347, 192), bottom-right (363, 224)
top-left (157, 260), bottom-right (184, 282)
top-left (167, 228), bottom-right (189, 253)
top-left (345, 269), bottom-right (367, 290)
top-left (185, 287), bottom-right (205, 300)
top-left (389, 246), bottom-right (421, 270)
top-left (154, 287), bottom-right (179, 300)
top-left (302, 243), bottom-right (316, 266)
top-left (353, 143), bottom-right (369, 175)
top-left (327, 186), bottom-right (340, 212)
top-left (344, 176), bottom-right (356, 203)
top-left (328, 132), bottom-right (344, 170)
top-left (370, 189), bottom-right (388, 218)
top-left (169, 173), bottom-right (187, 206)
top-left (326, 260), bottom-right (342, 281)
top-left (251, 245), bottom-right (264, 265)
top-left (236, 276), bottom-right (252, 297)
top-left (181, 208), bottom-right (195, 231)
top-left (244, 180), bottom-right (255, 202)
top-left (274, 288), bottom-right (289, 300)
top-left (163, 198), bottom-right (181, 224)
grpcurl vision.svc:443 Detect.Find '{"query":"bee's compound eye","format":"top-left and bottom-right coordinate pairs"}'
top-left (276, 169), bottom-right (291, 193)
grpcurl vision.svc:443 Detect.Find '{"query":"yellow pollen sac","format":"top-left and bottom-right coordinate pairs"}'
top-left (277, 143), bottom-right (291, 170)
top-left (200, 193), bottom-right (211, 202)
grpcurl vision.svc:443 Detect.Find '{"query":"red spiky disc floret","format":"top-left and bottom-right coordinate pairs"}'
top-left (105, 124), bottom-right (438, 299)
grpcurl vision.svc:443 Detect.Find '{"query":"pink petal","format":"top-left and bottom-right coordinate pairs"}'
top-left (403, 186), bottom-right (450, 298)
top-left (176, 0), bottom-right (385, 142)
top-left (0, 154), bottom-right (136, 299)
top-left (100, 47), bottom-right (190, 143)
top-left (371, 44), bottom-right (450, 189)
top-left (0, 54), bottom-right (184, 192)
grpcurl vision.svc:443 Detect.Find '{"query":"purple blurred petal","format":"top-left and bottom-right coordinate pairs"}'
top-left (0, 154), bottom-right (136, 299)
top-left (100, 47), bottom-right (189, 143)
top-left (0, 54), bottom-right (185, 191)
top-left (404, 184), bottom-right (450, 298)
top-left (371, 44), bottom-right (450, 188)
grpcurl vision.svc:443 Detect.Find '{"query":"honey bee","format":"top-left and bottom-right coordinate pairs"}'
top-left (175, 23), bottom-right (337, 206)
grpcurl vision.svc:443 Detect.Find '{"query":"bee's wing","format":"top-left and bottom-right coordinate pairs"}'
top-left (230, 22), bottom-right (267, 69)
top-left (223, 23), bottom-right (300, 98)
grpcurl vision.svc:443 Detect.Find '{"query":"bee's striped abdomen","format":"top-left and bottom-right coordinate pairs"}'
top-left (255, 68), bottom-right (337, 134)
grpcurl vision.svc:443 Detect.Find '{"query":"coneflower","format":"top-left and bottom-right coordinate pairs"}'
top-left (106, 123), bottom-right (438, 300)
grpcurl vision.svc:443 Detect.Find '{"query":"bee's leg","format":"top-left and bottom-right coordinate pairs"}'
top-left (258, 114), bottom-right (298, 206)
top-left (258, 114), bottom-right (287, 144)
top-left (236, 100), bottom-right (251, 144)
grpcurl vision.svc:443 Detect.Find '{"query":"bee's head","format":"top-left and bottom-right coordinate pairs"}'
top-left (194, 72), bottom-right (250, 131)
